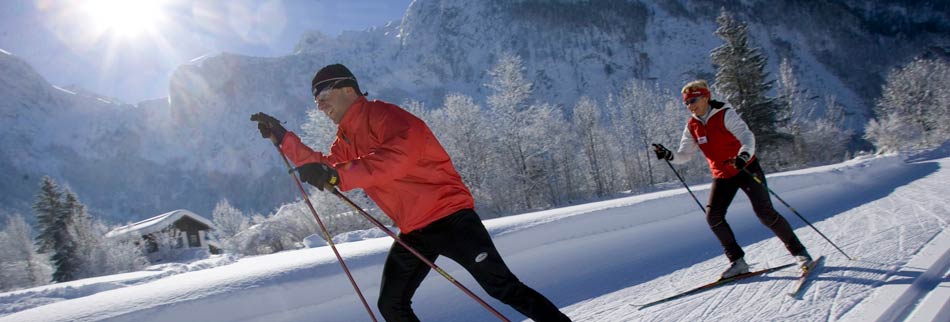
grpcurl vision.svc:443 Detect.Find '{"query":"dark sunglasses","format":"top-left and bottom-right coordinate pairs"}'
top-left (685, 96), bottom-right (702, 105)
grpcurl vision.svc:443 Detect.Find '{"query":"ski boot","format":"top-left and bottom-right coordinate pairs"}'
top-left (721, 257), bottom-right (750, 279)
top-left (794, 251), bottom-right (813, 271)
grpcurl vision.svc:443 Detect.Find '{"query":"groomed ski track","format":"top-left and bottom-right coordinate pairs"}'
top-left (568, 154), bottom-right (950, 322)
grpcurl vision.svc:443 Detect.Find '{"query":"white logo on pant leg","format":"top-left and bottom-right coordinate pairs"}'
top-left (475, 252), bottom-right (488, 263)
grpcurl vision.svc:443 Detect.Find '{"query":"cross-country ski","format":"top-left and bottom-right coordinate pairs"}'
top-left (787, 255), bottom-right (826, 299)
top-left (632, 263), bottom-right (796, 309)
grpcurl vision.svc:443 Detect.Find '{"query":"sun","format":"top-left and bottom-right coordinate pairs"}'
top-left (82, 0), bottom-right (166, 37)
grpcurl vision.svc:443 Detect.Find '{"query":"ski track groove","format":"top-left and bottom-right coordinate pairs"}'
top-left (675, 291), bottom-right (707, 321)
top-left (760, 279), bottom-right (787, 321)
top-left (899, 186), bottom-right (944, 230)
top-left (899, 225), bottom-right (906, 254)
top-left (912, 201), bottom-right (948, 227)
top-left (707, 279), bottom-right (740, 318)
top-left (827, 282), bottom-right (845, 322)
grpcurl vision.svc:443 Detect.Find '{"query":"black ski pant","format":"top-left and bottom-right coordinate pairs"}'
top-left (377, 209), bottom-right (571, 322)
top-left (706, 160), bottom-right (807, 262)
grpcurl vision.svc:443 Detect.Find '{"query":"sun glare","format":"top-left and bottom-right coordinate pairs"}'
top-left (83, 0), bottom-right (166, 37)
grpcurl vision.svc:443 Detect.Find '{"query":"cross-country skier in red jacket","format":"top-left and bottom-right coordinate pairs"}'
top-left (252, 64), bottom-right (571, 322)
top-left (653, 80), bottom-right (811, 279)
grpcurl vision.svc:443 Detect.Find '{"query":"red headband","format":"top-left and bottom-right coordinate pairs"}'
top-left (682, 88), bottom-right (710, 103)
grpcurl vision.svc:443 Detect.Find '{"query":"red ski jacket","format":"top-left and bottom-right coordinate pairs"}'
top-left (279, 97), bottom-right (475, 233)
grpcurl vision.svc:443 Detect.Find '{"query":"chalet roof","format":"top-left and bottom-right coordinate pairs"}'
top-left (106, 209), bottom-right (215, 238)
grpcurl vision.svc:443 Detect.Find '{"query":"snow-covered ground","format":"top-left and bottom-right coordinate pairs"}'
top-left (2, 151), bottom-right (948, 322)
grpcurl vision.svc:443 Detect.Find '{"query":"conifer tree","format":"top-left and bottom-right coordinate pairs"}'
top-left (711, 8), bottom-right (783, 149)
top-left (63, 189), bottom-right (98, 278)
top-left (34, 177), bottom-right (64, 255)
top-left (32, 177), bottom-right (80, 282)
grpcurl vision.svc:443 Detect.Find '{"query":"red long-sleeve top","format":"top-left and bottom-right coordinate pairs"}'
top-left (280, 97), bottom-right (475, 233)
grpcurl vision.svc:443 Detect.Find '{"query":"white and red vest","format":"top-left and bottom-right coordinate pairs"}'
top-left (687, 107), bottom-right (755, 179)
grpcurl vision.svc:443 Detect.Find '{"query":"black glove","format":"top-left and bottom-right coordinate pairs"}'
top-left (296, 163), bottom-right (340, 191)
top-left (652, 144), bottom-right (673, 161)
top-left (733, 152), bottom-right (751, 169)
top-left (250, 112), bottom-right (287, 143)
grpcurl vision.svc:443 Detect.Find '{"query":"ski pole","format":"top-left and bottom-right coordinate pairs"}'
top-left (740, 168), bottom-right (854, 260)
top-left (329, 189), bottom-right (512, 322)
top-left (660, 157), bottom-right (706, 214)
top-left (269, 141), bottom-right (378, 322)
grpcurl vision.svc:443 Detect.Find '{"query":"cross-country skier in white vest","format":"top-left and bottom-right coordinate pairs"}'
top-left (652, 80), bottom-right (812, 279)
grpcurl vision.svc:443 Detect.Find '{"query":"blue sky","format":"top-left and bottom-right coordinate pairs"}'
top-left (0, 0), bottom-right (412, 103)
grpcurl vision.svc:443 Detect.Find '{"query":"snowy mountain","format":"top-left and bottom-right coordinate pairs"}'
top-left (0, 51), bottom-right (296, 222)
top-left (1, 0), bottom-right (948, 223)
top-left (1, 151), bottom-right (948, 321)
top-left (292, 0), bottom-right (949, 128)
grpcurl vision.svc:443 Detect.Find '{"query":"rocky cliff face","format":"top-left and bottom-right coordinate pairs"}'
top-left (289, 0), bottom-right (947, 126)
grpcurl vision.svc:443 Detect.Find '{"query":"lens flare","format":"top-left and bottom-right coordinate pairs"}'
top-left (82, 0), bottom-right (166, 37)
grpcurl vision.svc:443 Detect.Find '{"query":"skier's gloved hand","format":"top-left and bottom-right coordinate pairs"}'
top-left (652, 144), bottom-right (673, 161)
top-left (295, 163), bottom-right (340, 191)
top-left (732, 152), bottom-right (752, 169)
top-left (250, 112), bottom-right (287, 143)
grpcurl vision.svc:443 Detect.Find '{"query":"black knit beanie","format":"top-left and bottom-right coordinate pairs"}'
top-left (311, 64), bottom-right (363, 97)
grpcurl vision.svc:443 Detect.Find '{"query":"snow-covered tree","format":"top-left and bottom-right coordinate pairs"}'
top-left (401, 99), bottom-right (431, 123)
top-left (712, 8), bottom-right (784, 151)
top-left (73, 216), bottom-right (148, 278)
top-left (228, 203), bottom-right (317, 255)
top-left (229, 191), bottom-right (391, 256)
top-left (604, 93), bottom-right (639, 191)
top-left (519, 102), bottom-right (569, 207)
top-left (775, 59), bottom-right (851, 166)
top-left (211, 198), bottom-right (250, 244)
top-left (572, 96), bottom-right (610, 197)
top-left (0, 214), bottom-right (50, 291)
top-left (609, 80), bottom-right (700, 187)
top-left (426, 94), bottom-right (497, 211)
top-left (777, 58), bottom-right (810, 124)
top-left (300, 107), bottom-right (338, 154)
top-left (484, 53), bottom-right (546, 211)
top-left (868, 57), bottom-right (950, 151)
top-left (864, 113), bottom-right (917, 152)
top-left (798, 97), bottom-right (852, 163)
